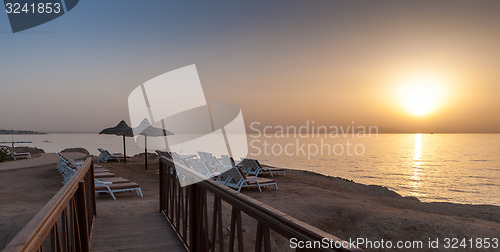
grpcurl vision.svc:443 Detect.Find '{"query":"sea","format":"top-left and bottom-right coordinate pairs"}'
top-left (1, 133), bottom-right (499, 206)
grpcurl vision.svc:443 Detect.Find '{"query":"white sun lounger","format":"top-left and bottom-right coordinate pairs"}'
top-left (97, 148), bottom-right (131, 163)
top-left (56, 153), bottom-right (109, 172)
top-left (185, 159), bottom-right (220, 178)
top-left (221, 155), bottom-right (237, 168)
top-left (1, 146), bottom-right (31, 160)
top-left (57, 159), bottom-right (142, 200)
top-left (243, 159), bottom-right (286, 177)
top-left (225, 167), bottom-right (277, 192)
top-left (94, 179), bottom-right (143, 200)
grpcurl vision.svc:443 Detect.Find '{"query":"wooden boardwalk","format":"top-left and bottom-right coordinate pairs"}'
top-left (91, 209), bottom-right (185, 252)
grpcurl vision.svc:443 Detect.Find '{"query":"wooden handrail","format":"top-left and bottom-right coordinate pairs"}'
top-left (159, 156), bottom-right (362, 252)
top-left (4, 158), bottom-right (96, 252)
top-left (200, 178), bottom-right (350, 247)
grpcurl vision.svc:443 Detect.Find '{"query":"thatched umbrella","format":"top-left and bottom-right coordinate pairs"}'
top-left (133, 119), bottom-right (173, 170)
top-left (99, 120), bottom-right (134, 163)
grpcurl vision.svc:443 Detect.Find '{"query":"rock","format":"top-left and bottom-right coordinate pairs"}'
top-left (12, 146), bottom-right (45, 154)
top-left (61, 148), bottom-right (90, 156)
top-left (133, 152), bottom-right (158, 159)
top-left (404, 196), bottom-right (421, 201)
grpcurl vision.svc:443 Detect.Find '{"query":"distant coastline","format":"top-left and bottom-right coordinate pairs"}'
top-left (0, 129), bottom-right (47, 135)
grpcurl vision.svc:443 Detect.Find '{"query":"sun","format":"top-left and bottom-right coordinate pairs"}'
top-left (397, 74), bottom-right (446, 116)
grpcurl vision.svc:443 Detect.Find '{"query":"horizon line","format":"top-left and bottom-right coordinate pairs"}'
top-left (3, 131), bottom-right (500, 135)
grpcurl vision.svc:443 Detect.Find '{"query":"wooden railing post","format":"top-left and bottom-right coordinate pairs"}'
top-left (89, 161), bottom-right (97, 218)
top-left (189, 184), bottom-right (203, 252)
top-left (160, 161), bottom-right (165, 211)
top-left (75, 181), bottom-right (90, 252)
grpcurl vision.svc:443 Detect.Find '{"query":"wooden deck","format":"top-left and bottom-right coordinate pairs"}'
top-left (91, 205), bottom-right (186, 252)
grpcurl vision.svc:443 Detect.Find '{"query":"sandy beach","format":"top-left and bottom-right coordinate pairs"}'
top-left (247, 169), bottom-right (500, 251)
top-left (1, 155), bottom-right (499, 251)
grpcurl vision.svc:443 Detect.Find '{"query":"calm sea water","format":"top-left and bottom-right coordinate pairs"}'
top-left (1, 133), bottom-right (499, 206)
top-left (247, 133), bottom-right (500, 206)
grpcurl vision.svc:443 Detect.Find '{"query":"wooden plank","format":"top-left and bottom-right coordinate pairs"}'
top-left (92, 211), bottom-right (185, 252)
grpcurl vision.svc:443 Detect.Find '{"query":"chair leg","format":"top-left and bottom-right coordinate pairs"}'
top-left (105, 187), bottom-right (117, 200)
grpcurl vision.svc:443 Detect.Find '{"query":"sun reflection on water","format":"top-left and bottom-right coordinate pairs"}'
top-left (414, 133), bottom-right (422, 161)
top-left (408, 134), bottom-right (424, 197)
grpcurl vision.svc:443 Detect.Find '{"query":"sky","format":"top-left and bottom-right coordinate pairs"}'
top-left (0, 0), bottom-right (499, 133)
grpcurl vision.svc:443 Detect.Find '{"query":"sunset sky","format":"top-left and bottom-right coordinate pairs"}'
top-left (1, 0), bottom-right (499, 133)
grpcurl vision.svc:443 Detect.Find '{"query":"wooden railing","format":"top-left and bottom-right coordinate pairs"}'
top-left (159, 157), bottom-right (362, 252)
top-left (3, 158), bottom-right (96, 252)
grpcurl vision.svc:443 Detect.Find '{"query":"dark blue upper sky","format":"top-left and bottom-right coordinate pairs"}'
top-left (1, 0), bottom-right (500, 132)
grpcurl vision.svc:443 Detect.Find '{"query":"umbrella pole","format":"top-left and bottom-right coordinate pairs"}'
top-left (144, 136), bottom-right (148, 170)
top-left (123, 136), bottom-right (127, 164)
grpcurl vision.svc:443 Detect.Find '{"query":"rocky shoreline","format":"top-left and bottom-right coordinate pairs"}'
top-left (0, 129), bottom-right (46, 135)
